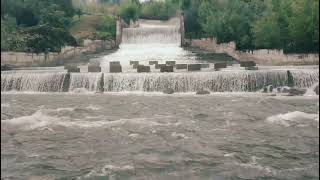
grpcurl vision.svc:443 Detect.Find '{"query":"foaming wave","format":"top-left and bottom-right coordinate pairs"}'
top-left (86, 104), bottom-right (101, 111)
top-left (59, 117), bottom-right (180, 129)
top-left (1, 103), bottom-right (10, 108)
top-left (2, 110), bottom-right (58, 131)
top-left (304, 83), bottom-right (319, 96)
top-left (2, 109), bottom-right (179, 131)
top-left (266, 111), bottom-right (319, 127)
top-left (83, 164), bottom-right (135, 178)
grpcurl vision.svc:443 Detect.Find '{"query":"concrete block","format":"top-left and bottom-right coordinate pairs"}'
top-left (130, 61), bottom-right (139, 65)
top-left (65, 65), bottom-right (80, 73)
top-left (201, 64), bottom-right (210, 68)
top-left (160, 66), bottom-right (174, 73)
top-left (175, 64), bottom-right (188, 69)
top-left (155, 64), bottom-right (166, 69)
top-left (149, 61), bottom-right (158, 65)
top-left (110, 64), bottom-right (122, 73)
top-left (88, 65), bottom-right (101, 72)
top-left (166, 61), bottom-right (176, 66)
top-left (188, 64), bottom-right (201, 71)
top-left (214, 63), bottom-right (227, 70)
top-left (137, 65), bottom-right (150, 73)
top-left (240, 61), bottom-right (256, 67)
top-left (245, 66), bottom-right (259, 70)
top-left (133, 64), bottom-right (139, 69)
top-left (110, 61), bottom-right (120, 66)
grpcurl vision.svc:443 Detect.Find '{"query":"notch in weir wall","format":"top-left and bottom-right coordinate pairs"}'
top-left (98, 73), bottom-right (104, 92)
top-left (62, 73), bottom-right (71, 92)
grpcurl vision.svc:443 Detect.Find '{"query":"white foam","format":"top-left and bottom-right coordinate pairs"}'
top-left (2, 111), bottom-right (57, 130)
top-left (83, 164), bottom-right (135, 178)
top-left (171, 132), bottom-right (189, 139)
top-left (1, 103), bottom-right (10, 107)
top-left (56, 107), bottom-right (75, 112)
top-left (266, 111), bottom-right (319, 127)
top-left (304, 83), bottom-right (319, 96)
top-left (86, 104), bottom-right (101, 111)
top-left (2, 109), bottom-right (180, 131)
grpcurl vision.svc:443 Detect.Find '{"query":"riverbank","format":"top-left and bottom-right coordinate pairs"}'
top-left (1, 39), bottom-right (117, 69)
top-left (184, 38), bottom-right (319, 66)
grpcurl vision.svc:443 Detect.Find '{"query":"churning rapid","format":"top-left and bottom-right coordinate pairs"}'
top-left (1, 18), bottom-right (319, 180)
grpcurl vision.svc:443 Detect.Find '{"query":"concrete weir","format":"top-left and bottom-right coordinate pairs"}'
top-left (175, 64), bottom-right (188, 69)
top-left (188, 64), bottom-right (201, 71)
top-left (161, 66), bottom-right (174, 72)
top-left (137, 65), bottom-right (151, 73)
top-left (1, 69), bottom-right (319, 93)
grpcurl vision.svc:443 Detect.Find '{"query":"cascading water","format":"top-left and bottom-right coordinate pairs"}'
top-left (1, 72), bottom-right (67, 92)
top-left (1, 18), bottom-right (319, 94)
top-left (122, 27), bottom-right (181, 44)
top-left (69, 73), bottom-right (103, 92)
top-left (2, 70), bottom-right (317, 93)
top-left (103, 70), bottom-right (319, 92)
top-left (291, 70), bottom-right (320, 88)
top-left (100, 18), bottom-right (190, 69)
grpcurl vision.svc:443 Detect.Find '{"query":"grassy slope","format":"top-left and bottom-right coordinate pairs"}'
top-left (69, 14), bottom-right (103, 41)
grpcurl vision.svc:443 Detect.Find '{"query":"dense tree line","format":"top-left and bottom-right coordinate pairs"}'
top-left (1, 0), bottom-right (77, 53)
top-left (182, 0), bottom-right (319, 53)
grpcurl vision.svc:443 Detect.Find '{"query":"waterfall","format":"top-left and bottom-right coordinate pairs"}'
top-left (69, 73), bottom-right (103, 92)
top-left (122, 27), bottom-right (181, 44)
top-left (1, 72), bottom-right (67, 92)
top-left (1, 70), bottom-right (318, 93)
top-left (291, 70), bottom-right (320, 88)
top-left (103, 70), bottom-right (319, 92)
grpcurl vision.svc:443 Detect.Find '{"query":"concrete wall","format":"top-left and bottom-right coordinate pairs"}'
top-left (180, 13), bottom-right (185, 47)
top-left (187, 38), bottom-right (319, 65)
top-left (116, 17), bottom-right (123, 47)
top-left (1, 39), bottom-right (116, 67)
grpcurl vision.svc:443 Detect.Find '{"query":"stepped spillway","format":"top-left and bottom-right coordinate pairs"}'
top-left (1, 70), bottom-right (318, 93)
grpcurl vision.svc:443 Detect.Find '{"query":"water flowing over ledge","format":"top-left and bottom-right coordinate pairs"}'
top-left (1, 70), bottom-right (318, 93)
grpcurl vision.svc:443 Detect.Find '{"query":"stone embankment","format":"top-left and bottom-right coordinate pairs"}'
top-left (1, 39), bottom-right (116, 67)
top-left (184, 38), bottom-right (319, 66)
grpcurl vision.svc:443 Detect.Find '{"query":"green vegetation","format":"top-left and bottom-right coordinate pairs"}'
top-left (1, 0), bottom-right (318, 54)
top-left (1, 0), bottom-right (76, 53)
top-left (1, 0), bottom-right (117, 53)
top-left (70, 14), bottom-right (116, 42)
top-left (182, 0), bottom-right (319, 53)
top-left (139, 0), bottom-right (179, 20)
top-left (119, 2), bottom-right (140, 24)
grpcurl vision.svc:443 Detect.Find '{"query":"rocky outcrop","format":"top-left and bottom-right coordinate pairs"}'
top-left (188, 64), bottom-right (201, 71)
top-left (288, 88), bottom-right (307, 96)
top-left (163, 88), bottom-right (174, 94)
top-left (65, 65), bottom-right (80, 73)
top-left (110, 64), bottom-right (122, 73)
top-left (166, 61), bottom-right (176, 66)
top-left (196, 89), bottom-right (210, 95)
top-left (1, 64), bottom-right (13, 71)
top-left (175, 64), bottom-right (188, 69)
top-left (137, 65), bottom-right (151, 73)
top-left (314, 84), bottom-right (319, 95)
top-left (214, 62), bottom-right (227, 70)
top-left (160, 66), bottom-right (174, 73)
top-left (88, 64), bottom-right (101, 72)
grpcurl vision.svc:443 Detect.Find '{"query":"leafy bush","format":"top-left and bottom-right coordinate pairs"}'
top-left (94, 31), bottom-right (112, 41)
top-left (98, 15), bottom-right (116, 39)
top-left (23, 25), bottom-right (77, 53)
top-left (139, 0), bottom-right (179, 20)
top-left (119, 2), bottom-right (140, 24)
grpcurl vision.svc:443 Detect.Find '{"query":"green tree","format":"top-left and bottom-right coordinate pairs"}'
top-left (119, 2), bottom-right (140, 24)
